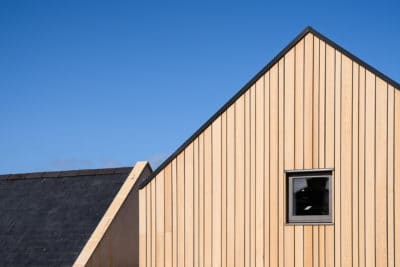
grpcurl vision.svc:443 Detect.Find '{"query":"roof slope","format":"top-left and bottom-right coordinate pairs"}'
top-left (139, 26), bottom-right (400, 189)
top-left (0, 167), bottom-right (132, 267)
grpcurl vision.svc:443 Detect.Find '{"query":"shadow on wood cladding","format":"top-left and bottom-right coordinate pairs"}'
top-left (74, 161), bottom-right (152, 267)
top-left (138, 26), bottom-right (400, 267)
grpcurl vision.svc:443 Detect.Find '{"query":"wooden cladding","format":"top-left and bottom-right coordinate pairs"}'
top-left (139, 32), bottom-right (400, 266)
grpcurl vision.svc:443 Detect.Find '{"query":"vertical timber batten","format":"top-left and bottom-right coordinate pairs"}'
top-left (138, 29), bottom-right (400, 267)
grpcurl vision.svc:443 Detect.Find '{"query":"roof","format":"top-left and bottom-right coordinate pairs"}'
top-left (0, 166), bottom-right (132, 267)
top-left (139, 26), bottom-right (400, 189)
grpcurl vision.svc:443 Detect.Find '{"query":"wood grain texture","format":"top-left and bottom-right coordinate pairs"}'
top-left (235, 94), bottom-right (245, 266)
top-left (395, 88), bottom-right (400, 267)
top-left (184, 144), bottom-right (194, 266)
top-left (375, 77), bottom-right (388, 267)
top-left (204, 127), bottom-right (212, 266)
top-left (255, 77), bottom-right (265, 267)
top-left (155, 171), bottom-right (164, 266)
top-left (139, 32), bottom-right (399, 267)
top-left (212, 117), bottom-right (222, 266)
top-left (365, 71), bottom-right (375, 267)
top-left (164, 164), bottom-right (172, 267)
top-left (226, 105), bottom-right (235, 267)
top-left (193, 139), bottom-right (199, 267)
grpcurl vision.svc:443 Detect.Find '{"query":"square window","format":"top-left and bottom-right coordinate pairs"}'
top-left (286, 170), bottom-right (332, 224)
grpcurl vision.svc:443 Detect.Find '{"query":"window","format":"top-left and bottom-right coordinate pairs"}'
top-left (286, 169), bottom-right (332, 224)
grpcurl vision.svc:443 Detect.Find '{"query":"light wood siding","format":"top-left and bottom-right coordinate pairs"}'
top-left (139, 32), bottom-right (399, 267)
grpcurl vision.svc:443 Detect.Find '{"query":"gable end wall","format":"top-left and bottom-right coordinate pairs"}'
top-left (139, 32), bottom-right (400, 267)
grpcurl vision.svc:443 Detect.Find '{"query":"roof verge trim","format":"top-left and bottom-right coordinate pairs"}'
top-left (0, 166), bottom-right (133, 181)
top-left (139, 26), bottom-right (400, 189)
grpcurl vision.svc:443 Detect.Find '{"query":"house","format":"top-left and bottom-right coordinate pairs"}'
top-left (0, 162), bottom-right (151, 266)
top-left (138, 27), bottom-right (400, 266)
top-left (1, 26), bottom-right (399, 267)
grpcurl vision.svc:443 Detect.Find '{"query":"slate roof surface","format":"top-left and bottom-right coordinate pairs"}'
top-left (0, 167), bottom-right (132, 267)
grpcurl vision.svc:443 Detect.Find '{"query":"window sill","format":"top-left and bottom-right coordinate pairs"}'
top-left (285, 222), bottom-right (335, 226)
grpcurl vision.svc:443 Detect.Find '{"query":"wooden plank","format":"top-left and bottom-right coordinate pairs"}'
top-left (325, 43), bottom-right (335, 165)
top-left (358, 67), bottom-right (366, 267)
top-left (226, 105), bottom-right (235, 266)
top-left (319, 40), bottom-right (326, 168)
top-left (352, 63), bottom-right (359, 267)
top-left (375, 77), bottom-right (388, 266)
top-left (264, 71), bottom-right (270, 266)
top-left (185, 144), bottom-right (194, 266)
top-left (221, 113), bottom-right (227, 267)
top-left (245, 89), bottom-right (251, 267)
top-left (193, 140), bottom-right (199, 267)
top-left (204, 127), bottom-right (212, 267)
top-left (278, 58), bottom-right (285, 267)
top-left (365, 70), bottom-right (375, 267)
top-left (312, 38), bottom-right (321, 267)
top-left (319, 227), bottom-right (325, 267)
top-left (284, 48), bottom-right (295, 267)
top-left (156, 171), bottom-right (165, 266)
top-left (255, 76), bottom-right (265, 266)
top-left (304, 226), bottom-right (313, 267)
top-left (296, 40), bottom-right (305, 178)
top-left (318, 44), bottom-right (326, 267)
top-left (295, 229), bottom-right (304, 267)
top-left (250, 85), bottom-right (256, 266)
top-left (172, 160), bottom-right (178, 267)
top-left (296, 40), bottom-right (308, 266)
top-left (313, 36), bottom-right (320, 169)
top-left (254, 78), bottom-right (265, 266)
top-left (165, 164), bottom-right (173, 267)
top-left (177, 153), bottom-right (185, 267)
top-left (304, 33), bottom-right (313, 169)
top-left (334, 50), bottom-right (341, 267)
top-left (269, 64), bottom-right (279, 267)
top-left (324, 42), bottom-right (335, 267)
top-left (151, 181), bottom-right (156, 267)
top-left (235, 94), bottom-right (245, 265)
top-left (394, 87), bottom-right (400, 267)
top-left (146, 186), bottom-right (152, 267)
top-left (285, 42), bottom-right (304, 266)
top-left (139, 189), bottom-right (146, 267)
top-left (198, 136), bottom-right (204, 267)
top-left (255, 76), bottom-right (265, 267)
top-left (212, 117), bottom-right (222, 266)
top-left (325, 225), bottom-right (334, 267)
top-left (313, 227), bottom-right (318, 267)
top-left (303, 33), bottom-right (314, 267)
top-left (340, 55), bottom-right (352, 267)
top-left (387, 85), bottom-right (395, 267)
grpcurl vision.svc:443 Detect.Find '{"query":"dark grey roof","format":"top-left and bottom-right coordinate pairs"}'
top-left (0, 167), bottom-right (132, 267)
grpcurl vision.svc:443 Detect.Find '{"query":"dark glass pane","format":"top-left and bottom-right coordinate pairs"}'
top-left (293, 177), bottom-right (329, 216)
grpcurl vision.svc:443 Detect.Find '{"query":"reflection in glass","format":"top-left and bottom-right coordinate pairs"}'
top-left (293, 177), bottom-right (329, 216)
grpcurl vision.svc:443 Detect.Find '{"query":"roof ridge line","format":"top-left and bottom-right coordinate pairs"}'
top-left (0, 166), bottom-right (133, 181)
top-left (138, 25), bottom-right (400, 189)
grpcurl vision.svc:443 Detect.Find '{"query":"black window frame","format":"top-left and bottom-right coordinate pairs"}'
top-left (286, 169), bottom-right (333, 224)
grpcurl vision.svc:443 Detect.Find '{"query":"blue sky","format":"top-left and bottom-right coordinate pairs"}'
top-left (0, 0), bottom-right (399, 173)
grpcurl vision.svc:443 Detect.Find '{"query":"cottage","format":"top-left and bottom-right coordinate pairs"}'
top-left (2, 26), bottom-right (398, 267)
top-left (0, 163), bottom-right (151, 266)
top-left (138, 27), bottom-right (400, 266)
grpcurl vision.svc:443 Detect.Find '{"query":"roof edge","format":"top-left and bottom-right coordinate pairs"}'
top-left (309, 26), bottom-right (400, 89)
top-left (139, 25), bottom-right (400, 189)
top-left (0, 166), bottom-right (133, 181)
top-left (73, 161), bottom-right (152, 266)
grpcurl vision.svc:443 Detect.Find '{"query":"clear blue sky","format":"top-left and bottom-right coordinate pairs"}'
top-left (1, 0), bottom-right (399, 174)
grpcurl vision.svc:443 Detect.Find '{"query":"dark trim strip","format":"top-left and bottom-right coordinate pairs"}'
top-left (284, 168), bottom-right (334, 173)
top-left (139, 26), bottom-right (400, 189)
top-left (0, 166), bottom-right (133, 180)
